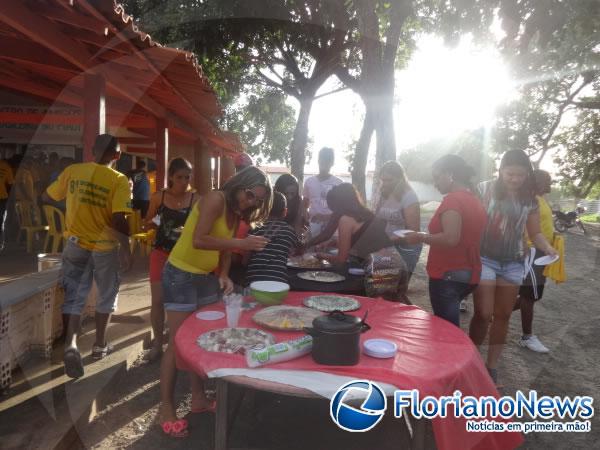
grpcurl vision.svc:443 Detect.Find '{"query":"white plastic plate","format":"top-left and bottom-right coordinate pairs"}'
top-left (393, 229), bottom-right (413, 238)
top-left (363, 339), bottom-right (398, 358)
top-left (196, 310), bottom-right (225, 320)
top-left (534, 255), bottom-right (559, 266)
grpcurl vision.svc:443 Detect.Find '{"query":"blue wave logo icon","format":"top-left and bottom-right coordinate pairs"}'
top-left (330, 380), bottom-right (387, 432)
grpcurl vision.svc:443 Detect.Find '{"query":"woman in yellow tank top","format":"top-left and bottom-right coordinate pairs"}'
top-left (159, 166), bottom-right (272, 437)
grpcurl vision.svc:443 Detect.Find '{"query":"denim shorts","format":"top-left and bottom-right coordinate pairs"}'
top-left (480, 256), bottom-right (525, 285)
top-left (61, 240), bottom-right (120, 315)
top-left (395, 243), bottom-right (423, 273)
top-left (162, 262), bottom-right (220, 312)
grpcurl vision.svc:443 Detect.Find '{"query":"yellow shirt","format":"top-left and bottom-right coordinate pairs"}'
top-left (168, 196), bottom-right (235, 274)
top-left (0, 160), bottom-right (14, 200)
top-left (527, 195), bottom-right (554, 246)
top-left (46, 162), bottom-right (132, 251)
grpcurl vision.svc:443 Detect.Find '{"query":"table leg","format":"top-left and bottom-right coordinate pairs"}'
top-left (412, 417), bottom-right (425, 450)
top-left (215, 378), bottom-right (229, 450)
top-left (408, 415), bottom-right (436, 450)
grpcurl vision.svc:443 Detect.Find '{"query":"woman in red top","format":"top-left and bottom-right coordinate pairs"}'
top-left (403, 155), bottom-right (487, 326)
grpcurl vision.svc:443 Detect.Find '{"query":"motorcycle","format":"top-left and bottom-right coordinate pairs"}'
top-left (553, 205), bottom-right (587, 235)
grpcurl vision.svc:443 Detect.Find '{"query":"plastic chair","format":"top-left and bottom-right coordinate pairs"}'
top-left (15, 201), bottom-right (49, 253)
top-left (128, 209), bottom-right (153, 256)
top-left (42, 205), bottom-right (66, 253)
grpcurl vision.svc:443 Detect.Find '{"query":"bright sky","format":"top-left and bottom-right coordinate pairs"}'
top-left (302, 35), bottom-right (516, 175)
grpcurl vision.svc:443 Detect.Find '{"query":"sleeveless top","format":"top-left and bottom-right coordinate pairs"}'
top-left (168, 192), bottom-right (235, 274)
top-left (154, 190), bottom-right (195, 252)
top-left (350, 216), bottom-right (394, 259)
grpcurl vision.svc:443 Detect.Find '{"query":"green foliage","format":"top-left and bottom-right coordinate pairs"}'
top-left (223, 87), bottom-right (297, 164)
top-left (585, 183), bottom-right (600, 200)
top-left (580, 213), bottom-right (600, 223)
top-left (553, 109), bottom-right (600, 197)
top-left (491, 0), bottom-right (600, 194)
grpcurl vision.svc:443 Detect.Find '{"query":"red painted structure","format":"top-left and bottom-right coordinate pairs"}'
top-left (0, 0), bottom-right (242, 191)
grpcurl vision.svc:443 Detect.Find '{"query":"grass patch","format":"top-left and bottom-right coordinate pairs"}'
top-left (580, 213), bottom-right (600, 223)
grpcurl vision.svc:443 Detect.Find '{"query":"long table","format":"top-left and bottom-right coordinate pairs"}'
top-left (175, 292), bottom-right (524, 450)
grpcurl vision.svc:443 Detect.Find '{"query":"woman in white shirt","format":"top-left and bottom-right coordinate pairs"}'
top-left (374, 161), bottom-right (422, 276)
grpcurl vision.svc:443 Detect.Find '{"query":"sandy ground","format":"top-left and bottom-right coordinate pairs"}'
top-left (78, 230), bottom-right (600, 449)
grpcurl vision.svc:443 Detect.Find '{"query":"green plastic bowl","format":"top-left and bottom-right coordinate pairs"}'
top-left (249, 281), bottom-right (290, 305)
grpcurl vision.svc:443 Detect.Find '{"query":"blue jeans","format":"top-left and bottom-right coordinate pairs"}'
top-left (429, 270), bottom-right (476, 327)
top-left (162, 262), bottom-right (220, 312)
top-left (61, 239), bottom-right (120, 315)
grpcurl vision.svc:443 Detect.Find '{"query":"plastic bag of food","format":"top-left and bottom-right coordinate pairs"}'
top-left (246, 335), bottom-right (313, 368)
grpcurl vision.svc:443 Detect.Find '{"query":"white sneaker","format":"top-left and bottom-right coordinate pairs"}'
top-left (519, 335), bottom-right (549, 353)
top-left (459, 299), bottom-right (467, 312)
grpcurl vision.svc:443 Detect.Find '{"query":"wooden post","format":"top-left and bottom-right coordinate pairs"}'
top-left (194, 139), bottom-right (212, 194)
top-left (83, 74), bottom-right (105, 162)
top-left (155, 119), bottom-right (168, 190)
top-left (215, 152), bottom-right (221, 189)
top-left (220, 154), bottom-right (235, 186)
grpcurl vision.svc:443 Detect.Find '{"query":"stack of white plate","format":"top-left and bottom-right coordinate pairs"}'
top-left (363, 339), bottom-right (398, 359)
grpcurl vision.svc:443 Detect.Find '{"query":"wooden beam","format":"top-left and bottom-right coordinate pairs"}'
top-left (115, 137), bottom-right (154, 145)
top-left (0, 35), bottom-right (79, 73)
top-left (79, 0), bottom-right (216, 127)
top-left (123, 147), bottom-right (155, 155)
top-left (70, 29), bottom-right (131, 56)
top-left (0, 73), bottom-right (81, 106)
top-left (108, 115), bottom-right (155, 129)
top-left (0, 112), bottom-right (80, 125)
top-left (0, 1), bottom-right (167, 118)
top-left (35, 3), bottom-right (108, 35)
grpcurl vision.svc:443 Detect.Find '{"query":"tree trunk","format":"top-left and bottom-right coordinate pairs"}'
top-left (289, 96), bottom-right (314, 182)
top-left (352, 107), bottom-right (376, 199)
top-left (374, 95), bottom-right (396, 169)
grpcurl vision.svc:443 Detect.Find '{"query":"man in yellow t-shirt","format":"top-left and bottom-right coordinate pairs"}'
top-left (0, 158), bottom-right (15, 251)
top-left (516, 169), bottom-right (555, 353)
top-left (44, 134), bottom-right (132, 379)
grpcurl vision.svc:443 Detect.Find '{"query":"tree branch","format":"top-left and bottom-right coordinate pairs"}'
top-left (334, 66), bottom-right (361, 93)
top-left (383, 1), bottom-right (413, 69)
top-left (256, 70), bottom-right (300, 98)
top-left (572, 100), bottom-right (600, 110)
top-left (536, 76), bottom-right (594, 166)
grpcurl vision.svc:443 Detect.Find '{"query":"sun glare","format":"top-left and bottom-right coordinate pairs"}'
top-left (303, 35), bottom-right (516, 174)
top-left (395, 36), bottom-right (516, 149)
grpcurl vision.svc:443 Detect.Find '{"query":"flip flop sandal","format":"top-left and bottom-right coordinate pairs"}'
top-left (161, 419), bottom-right (189, 438)
top-left (63, 348), bottom-right (84, 379)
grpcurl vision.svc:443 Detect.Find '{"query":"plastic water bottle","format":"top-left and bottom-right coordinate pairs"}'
top-left (246, 335), bottom-right (313, 368)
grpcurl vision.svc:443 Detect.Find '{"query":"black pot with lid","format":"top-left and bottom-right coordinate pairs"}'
top-left (304, 311), bottom-right (370, 366)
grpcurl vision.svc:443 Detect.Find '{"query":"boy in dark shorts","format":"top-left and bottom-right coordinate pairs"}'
top-left (245, 192), bottom-right (298, 284)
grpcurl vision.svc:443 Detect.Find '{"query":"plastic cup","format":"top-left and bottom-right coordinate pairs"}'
top-left (224, 294), bottom-right (243, 328)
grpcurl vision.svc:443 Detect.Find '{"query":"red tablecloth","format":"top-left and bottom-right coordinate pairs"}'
top-left (175, 292), bottom-right (523, 450)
